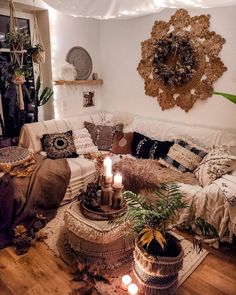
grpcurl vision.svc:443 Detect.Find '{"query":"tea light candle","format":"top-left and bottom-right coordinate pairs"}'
top-left (113, 173), bottom-right (122, 188)
top-left (121, 274), bottom-right (132, 290)
top-left (103, 156), bottom-right (112, 176)
top-left (128, 283), bottom-right (139, 295)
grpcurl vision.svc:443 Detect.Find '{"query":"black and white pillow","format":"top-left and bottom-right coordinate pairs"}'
top-left (41, 130), bottom-right (79, 159)
top-left (160, 139), bottom-right (207, 173)
top-left (131, 132), bottom-right (174, 159)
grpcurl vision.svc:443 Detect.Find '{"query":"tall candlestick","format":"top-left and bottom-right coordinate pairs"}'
top-left (103, 156), bottom-right (112, 176)
top-left (113, 173), bottom-right (122, 188)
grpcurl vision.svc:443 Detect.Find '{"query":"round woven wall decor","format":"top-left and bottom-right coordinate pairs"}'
top-left (137, 9), bottom-right (227, 112)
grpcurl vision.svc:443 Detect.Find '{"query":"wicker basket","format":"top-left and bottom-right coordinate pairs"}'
top-left (133, 236), bottom-right (184, 295)
top-left (32, 51), bottom-right (45, 64)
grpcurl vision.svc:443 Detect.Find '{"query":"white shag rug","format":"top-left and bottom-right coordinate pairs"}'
top-left (43, 204), bottom-right (208, 293)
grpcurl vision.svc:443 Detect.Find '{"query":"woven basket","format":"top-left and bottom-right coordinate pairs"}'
top-left (133, 236), bottom-right (184, 295)
top-left (32, 51), bottom-right (45, 64)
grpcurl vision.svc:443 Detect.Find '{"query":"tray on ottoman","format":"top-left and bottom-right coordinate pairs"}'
top-left (64, 201), bottom-right (134, 269)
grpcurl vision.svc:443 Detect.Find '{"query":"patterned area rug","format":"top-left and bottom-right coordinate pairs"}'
top-left (43, 204), bottom-right (208, 294)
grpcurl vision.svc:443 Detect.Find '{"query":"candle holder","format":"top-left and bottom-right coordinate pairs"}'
top-left (101, 175), bottom-right (113, 206)
top-left (112, 184), bottom-right (124, 210)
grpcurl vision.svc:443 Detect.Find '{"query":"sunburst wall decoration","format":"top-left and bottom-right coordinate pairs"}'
top-left (137, 9), bottom-right (227, 112)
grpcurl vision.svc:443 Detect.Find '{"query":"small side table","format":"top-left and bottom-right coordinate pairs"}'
top-left (64, 201), bottom-right (134, 269)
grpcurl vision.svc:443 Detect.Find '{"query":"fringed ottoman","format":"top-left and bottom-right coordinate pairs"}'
top-left (64, 202), bottom-right (134, 269)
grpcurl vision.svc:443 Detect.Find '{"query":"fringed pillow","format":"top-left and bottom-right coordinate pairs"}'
top-left (41, 130), bottom-right (78, 159)
top-left (131, 132), bottom-right (174, 159)
top-left (73, 128), bottom-right (98, 154)
top-left (84, 121), bottom-right (123, 151)
top-left (194, 146), bottom-right (236, 187)
top-left (159, 139), bottom-right (207, 173)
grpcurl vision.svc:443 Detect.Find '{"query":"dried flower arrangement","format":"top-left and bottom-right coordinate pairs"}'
top-left (153, 34), bottom-right (197, 87)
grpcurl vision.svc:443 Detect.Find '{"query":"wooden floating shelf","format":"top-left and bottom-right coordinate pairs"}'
top-left (54, 79), bottom-right (103, 86)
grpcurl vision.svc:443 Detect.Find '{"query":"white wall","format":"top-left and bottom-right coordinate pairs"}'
top-left (51, 11), bottom-right (102, 119)
top-left (100, 7), bottom-right (236, 130)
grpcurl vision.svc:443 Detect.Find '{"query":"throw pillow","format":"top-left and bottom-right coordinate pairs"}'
top-left (111, 132), bottom-right (134, 154)
top-left (41, 130), bottom-right (78, 159)
top-left (194, 146), bottom-right (236, 187)
top-left (160, 139), bottom-right (208, 173)
top-left (131, 132), bottom-right (174, 159)
top-left (73, 128), bottom-right (98, 154)
top-left (84, 121), bottom-right (123, 151)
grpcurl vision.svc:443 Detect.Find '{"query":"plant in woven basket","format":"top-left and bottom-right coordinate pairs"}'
top-left (114, 183), bottom-right (218, 294)
top-left (117, 183), bottom-right (217, 256)
top-left (28, 43), bottom-right (45, 64)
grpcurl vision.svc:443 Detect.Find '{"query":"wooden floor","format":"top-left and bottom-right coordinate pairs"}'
top-left (0, 240), bottom-right (236, 295)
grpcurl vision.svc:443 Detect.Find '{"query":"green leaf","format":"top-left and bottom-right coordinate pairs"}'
top-left (213, 92), bottom-right (236, 104)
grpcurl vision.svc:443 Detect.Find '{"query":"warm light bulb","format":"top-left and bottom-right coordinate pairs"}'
top-left (128, 283), bottom-right (139, 295)
top-left (121, 275), bottom-right (132, 290)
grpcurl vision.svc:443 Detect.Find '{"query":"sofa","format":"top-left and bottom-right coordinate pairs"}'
top-left (18, 111), bottom-right (236, 245)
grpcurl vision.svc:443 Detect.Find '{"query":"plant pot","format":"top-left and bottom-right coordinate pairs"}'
top-left (32, 51), bottom-right (45, 64)
top-left (133, 235), bottom-right (184, 295)
top-left (12, 73), bottom-right (25, 85)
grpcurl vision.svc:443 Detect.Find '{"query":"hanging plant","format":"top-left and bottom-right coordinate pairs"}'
top-left (28, 43), bottom-right (45, 64)
top-left (5, 31), bottom-right (30, 51)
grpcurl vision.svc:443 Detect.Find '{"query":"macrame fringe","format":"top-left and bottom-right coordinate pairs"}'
top-left (66, 230), bottom-right (134, 269)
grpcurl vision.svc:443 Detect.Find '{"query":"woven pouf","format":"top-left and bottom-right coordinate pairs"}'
top-left (64, 202), bottom-right (134, 269)
top-left (133, 239), bottom-right (184, 295)
top-left (0, 146), bottom-right (32, 170)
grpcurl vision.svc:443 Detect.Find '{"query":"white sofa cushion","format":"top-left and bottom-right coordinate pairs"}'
top-left (73, 128), bottom-right (98, 154)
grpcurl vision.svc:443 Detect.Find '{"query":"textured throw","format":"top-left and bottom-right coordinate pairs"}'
top-left (0, 155), bottom-right (71, 248)
top-left (113, 158), bottom-right (198, 193)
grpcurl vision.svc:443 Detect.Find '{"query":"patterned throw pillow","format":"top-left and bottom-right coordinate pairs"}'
top-left (111, 132), bottom-right (134, 154)
top-left (160, 139), bottom-right (208, 173)
top-left (194, 146), bottom-right (236, 187)
top-left (131, 132), bottom-right (174, 159)
top-left (84, 121), bottom-right (123, 151)
top-left (41, 130), bottom-right (78, 159)
top-left (73, 128), bottom-right (98, 154)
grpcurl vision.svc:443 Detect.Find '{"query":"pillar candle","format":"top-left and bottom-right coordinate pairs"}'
top-left (103, 156), bottom-right (112, 176)
top-left (113, 173), bottom-right (122, 188)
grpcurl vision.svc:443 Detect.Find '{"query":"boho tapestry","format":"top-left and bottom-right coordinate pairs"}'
top-left (137, 9), bottom-right (227, 112)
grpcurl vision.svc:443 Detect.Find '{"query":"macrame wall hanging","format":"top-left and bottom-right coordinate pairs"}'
top-left (137, 9), bottom-right (227, 112)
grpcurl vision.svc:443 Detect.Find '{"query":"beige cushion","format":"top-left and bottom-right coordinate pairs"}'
top-left (73, 128), bottom-right (98, 154)
top-left (194, 146), bottom-right (236, 187)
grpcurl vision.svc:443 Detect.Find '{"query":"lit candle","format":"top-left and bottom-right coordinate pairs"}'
top-left (121, 274), bottom-right (132, 290)
top-left (103, 156), bottom-right (112, 176)
top-left (113, 173), bottom-right (122, 188)
top-left (128, 283), bottom-right (139, 295)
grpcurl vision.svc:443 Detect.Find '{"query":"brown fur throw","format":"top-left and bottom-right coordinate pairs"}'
top-left (113, 158), bottom-right (198, 193)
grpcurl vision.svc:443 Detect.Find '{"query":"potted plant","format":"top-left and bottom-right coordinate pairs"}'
top-left (28, 43), bottom-right (45, 64)
top-left (26, 75), bottom-right (53, 122)
top-left (5, 31), bottom-right (30, 51)
top-left (115, 183), bottom-right (217, 295)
